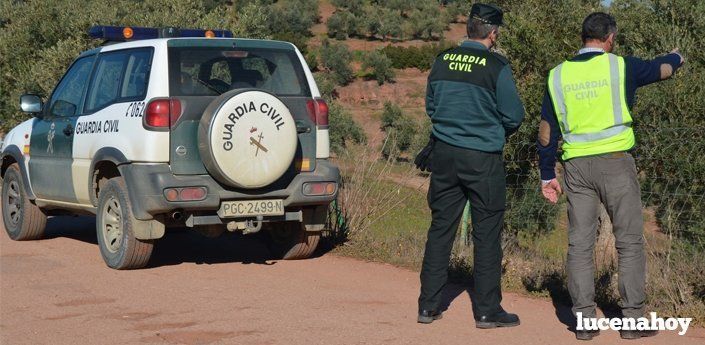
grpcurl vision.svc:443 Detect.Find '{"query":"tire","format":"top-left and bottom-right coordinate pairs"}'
top-left (96, 177), bottom-right (153, 269)
top-left (267, 222), bottom-right (320, 260)
top-left (1, 163), bottom-right (46, 240)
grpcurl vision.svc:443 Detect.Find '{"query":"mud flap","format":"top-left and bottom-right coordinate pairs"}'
top-left (133, 215), bottom-right (166, 240)
top-left (303, 205), bottom-right (327, 232)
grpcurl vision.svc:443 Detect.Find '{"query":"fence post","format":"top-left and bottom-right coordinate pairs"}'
top-left (461, 200), bottom-right (470, 245)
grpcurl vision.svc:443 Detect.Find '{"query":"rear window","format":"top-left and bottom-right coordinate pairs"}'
top-left (168, 47), bottom-right (310, 97)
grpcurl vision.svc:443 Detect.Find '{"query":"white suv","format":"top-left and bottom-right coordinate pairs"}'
top-left (0, 26), bottom-right (339, 269)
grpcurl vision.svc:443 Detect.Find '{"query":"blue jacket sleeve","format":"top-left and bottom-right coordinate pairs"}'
top-left (625, 53), bottom-right (682, 88)
top-left (496, 65), bottom-right (525, 136)
top-left (537, 89), bottom-right (561, 181)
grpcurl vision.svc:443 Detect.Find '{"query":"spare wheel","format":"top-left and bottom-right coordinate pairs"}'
top-left (199, 89), bottom-right (298, 189)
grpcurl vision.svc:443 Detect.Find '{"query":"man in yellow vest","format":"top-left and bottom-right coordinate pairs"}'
top-left (537, 12), bottom-right (684, 340)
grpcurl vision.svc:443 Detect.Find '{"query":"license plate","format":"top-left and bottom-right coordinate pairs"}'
top-left (217, 199), bottom-right (284, 218)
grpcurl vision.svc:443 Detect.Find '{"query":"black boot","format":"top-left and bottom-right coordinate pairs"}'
top-left (417, 310), bottom-right (443, 324)
top-left (475, 310), bottom-right (520, 328)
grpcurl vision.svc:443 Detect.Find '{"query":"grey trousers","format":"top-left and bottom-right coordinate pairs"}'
top-left (564, 152), bottom-right (646, 318)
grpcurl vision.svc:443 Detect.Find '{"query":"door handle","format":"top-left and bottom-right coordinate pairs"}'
top-left (63, 124), bottom-right (74, 136)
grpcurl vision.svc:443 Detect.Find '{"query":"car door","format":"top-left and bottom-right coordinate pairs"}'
top-left (29, 55), bottom-right (96, 202)
top-left (71, 48), bottom-right (153, 205)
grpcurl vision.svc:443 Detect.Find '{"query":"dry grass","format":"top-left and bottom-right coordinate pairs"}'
top-left (328, 139), bottom-right (428, 242)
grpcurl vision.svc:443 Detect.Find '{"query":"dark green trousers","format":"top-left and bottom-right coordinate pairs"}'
top-left (418, 140), bottom-right (506, 316)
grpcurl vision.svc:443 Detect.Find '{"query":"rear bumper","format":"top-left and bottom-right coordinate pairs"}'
top-left (119, 159), bottom-right (340, 221)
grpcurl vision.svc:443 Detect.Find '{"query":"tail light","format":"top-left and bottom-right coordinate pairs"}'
top-left (164, 187), bottom-right (207, 201)
top-left (302, 182), bottom-right (337, 196)
top-left (305, 98), bottom-right (329, 127)
top-left (144, 98), bottom-right (182, 129)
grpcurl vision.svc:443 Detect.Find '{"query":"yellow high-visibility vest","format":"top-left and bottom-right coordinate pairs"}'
top-left (547, 53), bottom-right (635, 160)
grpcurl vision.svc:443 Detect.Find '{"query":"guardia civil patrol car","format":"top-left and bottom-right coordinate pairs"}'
top-left (0, 26), bottom-right (339, 269)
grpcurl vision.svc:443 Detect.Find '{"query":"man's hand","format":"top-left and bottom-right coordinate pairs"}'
top-left (541, 179), bottom-right (562, 204)
top-left (670, 48), bottom-right (685, 66)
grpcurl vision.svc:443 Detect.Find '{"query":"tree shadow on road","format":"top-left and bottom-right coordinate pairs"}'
top-left (436, 260), bottom-right (478, 317)
top-left (439, 283), bottom-right (473, 314)
top-left (522, 268), bottom-right (622, 332)
top-left (41, 216), bottom-right (335, 268)
top-left (522, 271), bottom-right (576, 331)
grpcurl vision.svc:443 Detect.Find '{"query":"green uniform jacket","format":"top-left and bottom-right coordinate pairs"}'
top-left (426, 41), bottom-right (525, 153)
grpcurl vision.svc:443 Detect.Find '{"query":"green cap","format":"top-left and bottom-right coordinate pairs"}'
top-left (470, 3), bottom-right (504, 26)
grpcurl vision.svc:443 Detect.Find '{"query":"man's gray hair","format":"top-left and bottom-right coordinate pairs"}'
top-left (467, 18), bottom-right (498, 40)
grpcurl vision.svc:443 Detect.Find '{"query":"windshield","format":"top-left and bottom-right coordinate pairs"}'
top-left (168, 47), bottom-right (310, 97)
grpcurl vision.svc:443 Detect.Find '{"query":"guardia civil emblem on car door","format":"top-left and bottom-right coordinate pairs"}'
top-left (47, 122), bottom-right (55, 154)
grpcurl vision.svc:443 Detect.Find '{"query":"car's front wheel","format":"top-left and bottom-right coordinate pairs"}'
top-left (96, 177), bottom-right (153, 269)
top-left (2, 163), bottom-right (47, 240)
top-left (267, 222), bottom-right (320, 260)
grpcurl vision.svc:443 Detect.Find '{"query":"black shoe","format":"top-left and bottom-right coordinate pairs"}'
top-left (575, 330), bottom-right (600, 341)
top-left (475, 310), bottom-right (520, 328)
top-left (417, 310), bottom-right (443, 324)
top-left (620, 330), bottom-right (658, 339)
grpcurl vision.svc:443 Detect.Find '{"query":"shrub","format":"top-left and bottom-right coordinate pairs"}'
top-left (328, 0), bottom-right (453, 42)
top-left (313, 72), bottom-right (337, 102)
top-left (361, 50), bottom-right (396, 85)
top-left (326, 9), bottom-right (358, 40)
top-left (305, 50), bottom-right (319, 72)
top-left (376, 7), bottom-right (405, 41)
top-left (444, 1), bottom-right (472, 23)
top-left (380, 41), bottom-right (456, 71)
top-left (409, 119), bottom-right (432, 156)
top-left (268, 0), bottom-right (319, 36)
top-left (329, 102), bottom-right (366, 154)
top-left (271, 31), bottom-right (310, 55)
top-left (330, 0), bottom-right (366, 16)
top-left (318, 39), bottom-right (354, 85)
top-left (380, 102), bottom-right (418, 159)
top-left (406, 3), bottom-right (447, 40)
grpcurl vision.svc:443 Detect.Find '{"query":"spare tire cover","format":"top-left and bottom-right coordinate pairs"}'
top-left (199, 89), bottom-right (298, 189)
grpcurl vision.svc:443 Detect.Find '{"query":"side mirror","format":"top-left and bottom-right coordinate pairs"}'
top-left (20, 94), bottom-right (43, 115)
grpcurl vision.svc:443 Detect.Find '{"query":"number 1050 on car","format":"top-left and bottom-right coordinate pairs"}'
top-left (218, 199), bottom-right (284, 218)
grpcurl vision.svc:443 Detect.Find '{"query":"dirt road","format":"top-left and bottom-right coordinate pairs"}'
top-left (1, 216), bottom-right (704, 345)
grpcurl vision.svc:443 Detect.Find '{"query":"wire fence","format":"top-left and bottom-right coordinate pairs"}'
top-left (328, 127), bottom-right (705, 250)
top-left (500, 127), bottom-right (705, 247)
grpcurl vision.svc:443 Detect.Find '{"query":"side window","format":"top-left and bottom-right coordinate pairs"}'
top-left (85, 52), bottom-right (127, 112)
top-left (85, 48), bottom-right (152, 113)
top-left (121, 50), bottom-right (152, 98)
top-left (48, 56), bottom-right (94, 117)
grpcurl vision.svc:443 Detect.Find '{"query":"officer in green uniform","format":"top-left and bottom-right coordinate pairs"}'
top-left (417, 3), bottom-right (525, 328)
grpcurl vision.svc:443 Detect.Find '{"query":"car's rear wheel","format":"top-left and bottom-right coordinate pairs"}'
top-left (1, 163), bottom-right (47, 240)
top-left (96, 177), bottom-right (153, 269)
top-left (267, 222), bottom-right (320, 260)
